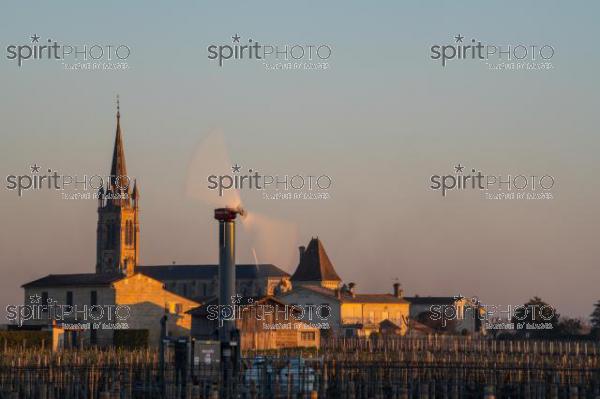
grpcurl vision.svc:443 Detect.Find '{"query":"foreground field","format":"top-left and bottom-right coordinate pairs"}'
top-left (0, 337), bottom-right (599, 398)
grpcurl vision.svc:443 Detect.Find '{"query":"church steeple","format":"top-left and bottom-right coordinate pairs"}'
top-left (96, 97), bottom-right (140, 276)
top-left (110, 96), bottom-right (127, 193)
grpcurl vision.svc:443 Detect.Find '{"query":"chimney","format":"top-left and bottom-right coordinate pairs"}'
top-left (348, 282), bottom-right (356, 298)
top-left (214, 207), bottom-right (245, 343)
top-left (393, 283), bottom-right (403, 298)
top-left (298, 246), bottom-right (306, 262)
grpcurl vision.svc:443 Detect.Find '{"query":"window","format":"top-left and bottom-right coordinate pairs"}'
top-left (90, 291), bottom-right (97, 306)
top-left (301, 332), bottom-right (315, 341)
top-left (105, 225), bottom-right (112, 249)
top-left (125, 220), bottom-right (134, 246)
top-left (306, 303), bottom-right (314, 321)
top-left (41, 292), bottom-right (48, 305)
top-left (112, 223), bottom-right (119, 247)
top-left (129, 221), bottom-right (133, 245)
top-left (124, 221), bottom-right (129, 245)
top-left (66, 291), bottom-right (73, 306)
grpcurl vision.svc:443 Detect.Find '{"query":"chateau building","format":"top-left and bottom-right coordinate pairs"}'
top-left (279, 238), bottom-right (411, 338)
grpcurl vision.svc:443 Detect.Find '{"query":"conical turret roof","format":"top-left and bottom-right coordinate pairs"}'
top-left (291, 238), bottom-right (341, 282)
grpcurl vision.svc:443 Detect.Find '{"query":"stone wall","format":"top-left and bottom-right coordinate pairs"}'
top-left (113, 273), bottom-right (199, 346)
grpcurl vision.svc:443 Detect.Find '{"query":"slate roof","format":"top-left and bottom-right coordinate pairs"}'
top-left (22, 273), bottom-right (124, 288)
top-left (290, 238), bottom-right (341, 282)
top-left (404, 296), bottom-right (459, 305)
top-left (285, 285), bottom-right (409, 304)
top-left (342, 294), bottom-right (409, 304)
top-left (22, 264), bottom-right (289, 289)
top-left (137, 264), bottom-right (289, 281)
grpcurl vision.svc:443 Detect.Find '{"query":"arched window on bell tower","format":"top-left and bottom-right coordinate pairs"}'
top-left (129, 220), bottom-right (133, 246)
top-left (112, 223), bottom-right (119, 248)
top-left (106, 223), bottom-right (113, 250)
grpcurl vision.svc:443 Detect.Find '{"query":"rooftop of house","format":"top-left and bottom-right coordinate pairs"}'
top-left (404, 296), bottom-right (463, 305)
top-left (290, 237), bottom-right (341, 282)
top-left (282, 284), bottom-right (409, 304)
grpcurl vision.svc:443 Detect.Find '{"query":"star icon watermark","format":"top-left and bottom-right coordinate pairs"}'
top-left (30, 164), bottom-right (40, 173)
top-left (232, 34), bottom-right (241, 43)
top-left (454, 34), bottom-right (464, 43)
top-left (30, 34), bottom-right (40, 43)
top-left (232, 164), bottom-right (241, 173)
top-left (231, 294), bottom-right (243, 304)
top-left (29, 294), bottom-right (41, 304)
top-left (454, 164), bottom-right (465, 173)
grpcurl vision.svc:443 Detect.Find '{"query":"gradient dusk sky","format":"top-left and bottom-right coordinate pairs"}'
top-left (1, 1), bottom-right (599, 320)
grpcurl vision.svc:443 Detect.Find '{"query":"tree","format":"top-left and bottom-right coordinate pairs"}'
top-left (556, 317), bottom-right (584, 338)
top-left (591, 301), bottom-right (600, 330)
top-left (590, 300), bottom-right (600, 339)
top-left (511, 296), bottom-right (560, 339)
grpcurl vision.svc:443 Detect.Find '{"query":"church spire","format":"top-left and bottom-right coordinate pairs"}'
top-left (96, 98), bottom-right (139, 275)
top-left (110, 95), bottom-right (127, 184)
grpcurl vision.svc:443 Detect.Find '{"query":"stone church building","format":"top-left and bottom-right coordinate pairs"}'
top-left (21, 104), bottom-right (290, 347)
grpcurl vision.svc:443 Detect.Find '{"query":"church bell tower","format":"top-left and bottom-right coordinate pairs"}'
top-left (96, 98), bottom-right (140, 276)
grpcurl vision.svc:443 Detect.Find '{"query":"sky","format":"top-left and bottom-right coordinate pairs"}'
top-left (0, 1), bottom-right (599, 320)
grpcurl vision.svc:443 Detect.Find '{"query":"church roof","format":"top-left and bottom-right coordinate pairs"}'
top-left (137, 264), bottom-right (289, 281)
top-left (22, 265), bottom-right (288, 289)
top-left (22, 273), bottom-right (124, 288)
top-left (290, 238), bottom-right (341, 282)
